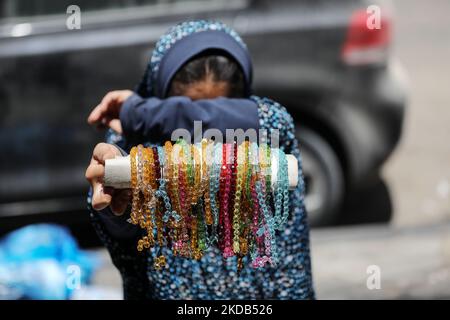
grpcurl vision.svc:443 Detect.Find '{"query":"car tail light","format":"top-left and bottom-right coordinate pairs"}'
top-left (341, 9), bottom-right (391, 65)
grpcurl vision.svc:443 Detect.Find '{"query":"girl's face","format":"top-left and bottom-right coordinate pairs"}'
top-left (166, 54), bottom-right (245, 100)
top-left (172, 78), bottom-right (230, 100)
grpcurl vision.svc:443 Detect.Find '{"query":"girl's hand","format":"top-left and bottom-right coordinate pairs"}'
top-left (85, 143), bottom-right (131, 215)
top-left (87, 90), bottom-right (134, 134)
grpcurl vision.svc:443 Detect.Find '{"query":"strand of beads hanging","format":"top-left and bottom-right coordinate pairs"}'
top-left (127, 140), bottom-right (290, 271)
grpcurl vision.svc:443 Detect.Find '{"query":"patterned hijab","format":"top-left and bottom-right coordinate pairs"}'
top-left (135, 20), bottom-right (253, 98)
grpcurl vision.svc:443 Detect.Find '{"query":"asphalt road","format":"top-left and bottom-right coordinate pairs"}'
top-left (312, 0), bottom-right (450, 299)
top-left (383, 0), bottom-right (450, 227)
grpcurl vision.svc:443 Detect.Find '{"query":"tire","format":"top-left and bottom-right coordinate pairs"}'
top-left (295, 126), bottom-right (345, 226)
top-left (338, 175), bottom-right (392, 225)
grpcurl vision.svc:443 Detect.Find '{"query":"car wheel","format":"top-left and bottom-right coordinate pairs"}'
top-left (295, 126), bottom-right (345, 226)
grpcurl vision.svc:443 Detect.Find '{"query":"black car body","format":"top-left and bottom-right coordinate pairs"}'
top-left (0, 0), bottom-right (406, 234)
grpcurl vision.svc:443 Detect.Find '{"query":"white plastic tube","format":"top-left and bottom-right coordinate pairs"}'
top-left (104, 151), bottom-right (298, 190)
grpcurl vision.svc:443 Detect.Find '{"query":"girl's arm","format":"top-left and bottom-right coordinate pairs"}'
top-left (88, 94), bottom-right (260, 239)
top-left (119, 93), bottom-right (260, 146)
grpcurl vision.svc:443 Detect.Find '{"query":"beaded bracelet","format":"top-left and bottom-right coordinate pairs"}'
top-left (141, 146), bottom-right (154, 248)
top-left (130, 146), bottom-right (139, 225)
top-left (177, 139), bottom-right (190, 257)
top-left (232, 142), bottom-right (244, 254)
top-left (221, 143), bottom-right (234, 258)
top-left (208, 142), bottom-right (222, 246)
top-left (164, 141), bottom-right (180, 255)
top-left (126, 139), bottom-right (291, 271)
top-left (273, 148), bottom-right (290, 230)
top-left (202, 139), bottom-right (213, 226)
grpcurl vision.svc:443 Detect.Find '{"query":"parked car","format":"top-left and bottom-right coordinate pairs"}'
top-left (0, 0), bottom-right (406, 235)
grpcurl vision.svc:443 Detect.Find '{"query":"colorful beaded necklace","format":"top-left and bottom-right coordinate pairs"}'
top-left (129, 139), bottom-right (290, 271)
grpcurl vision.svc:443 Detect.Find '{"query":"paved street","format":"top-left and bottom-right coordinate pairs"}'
top-left (384, 0), bottom-right (450, 227)
top-left (312, 223), bottom-right (450, 299)
top-left (313, 0), bottom-right (450, 299)
top-left (313, 0), bottom-right (450, 298)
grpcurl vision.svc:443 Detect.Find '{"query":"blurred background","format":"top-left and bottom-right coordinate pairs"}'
top-left (0, 0), bottom-right (448, 299)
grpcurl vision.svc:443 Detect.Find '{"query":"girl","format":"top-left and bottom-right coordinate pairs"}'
top-left (86, 20), bottom-right (314, 299)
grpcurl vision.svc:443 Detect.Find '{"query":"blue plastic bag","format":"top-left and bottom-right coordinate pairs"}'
top-left (0, 224), bottom-right (99, 300)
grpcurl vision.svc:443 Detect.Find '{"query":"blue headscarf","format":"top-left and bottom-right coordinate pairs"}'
top-left (135, 20), bottom-right (253, 98)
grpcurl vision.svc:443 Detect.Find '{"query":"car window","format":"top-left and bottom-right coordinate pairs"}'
top-left (0, 0), bottom-right (221, 19)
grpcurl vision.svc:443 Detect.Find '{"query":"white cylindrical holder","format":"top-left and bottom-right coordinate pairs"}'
top-left (104, 151), bottom-right (298, 190)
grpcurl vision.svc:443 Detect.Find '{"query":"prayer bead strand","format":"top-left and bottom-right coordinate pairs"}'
top-left (127, 140), bottom-right (290, 270)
